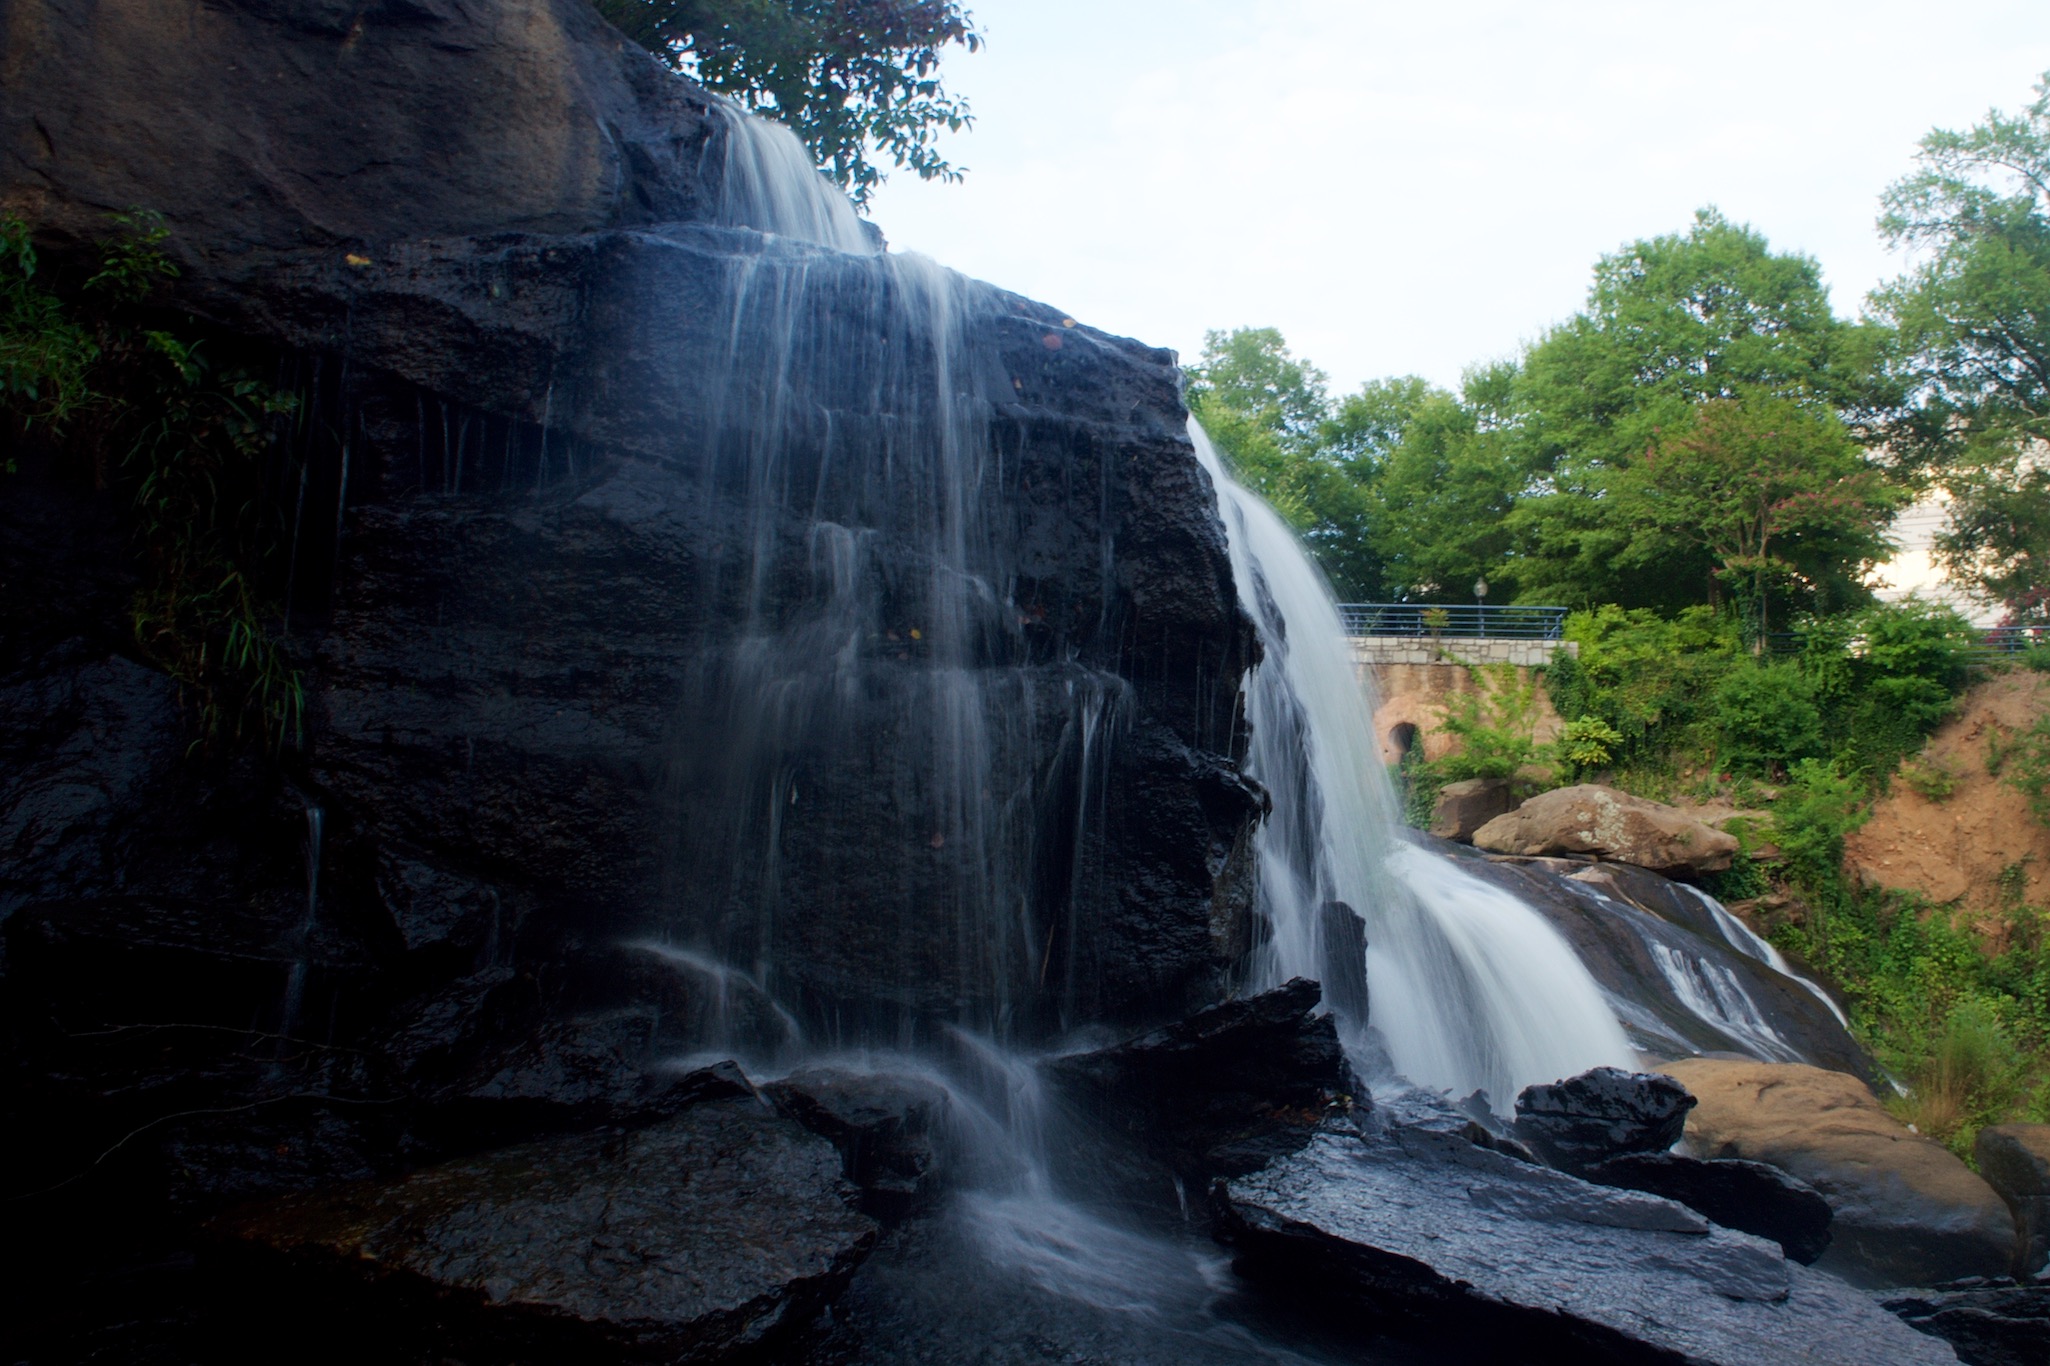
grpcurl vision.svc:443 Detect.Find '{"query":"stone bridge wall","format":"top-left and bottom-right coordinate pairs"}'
top-left (1351, 638), bottom-right (1576, 767)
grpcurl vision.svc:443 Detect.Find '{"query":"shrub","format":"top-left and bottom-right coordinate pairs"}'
top-left (0, 214), bottom-right (99, 442)
top-left (1773, 759), bottom-right (1866, 903)
top-left (1803, 600), bottom-right (1975, 773)
top-left (1899, 757), bottom-right (1959, 802)
top-left (1713, 662), bottom-right (1825, 777)
top-left (1556, 715), bottom-right (1624, 774)
top-left (0, 213), bottom-right (302, 751)
top-left (1898, 1000), bottom-right (2024, 1153)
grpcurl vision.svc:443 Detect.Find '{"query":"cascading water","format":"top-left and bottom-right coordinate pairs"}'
top-left (696, 94), bottom-right (1633, 1103)
top-left (1190, 424), bottom-right (1633, 1107)
top-left (712, 101), bottom-right (877, 254)
top-left (1683, 883), bottom-right (1850, 1028)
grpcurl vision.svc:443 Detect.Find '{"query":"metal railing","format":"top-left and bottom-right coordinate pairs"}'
top-left (1766, 625), bottom-right (2045, 662)
top-left (1336, 603), bottom-right (1569, 640)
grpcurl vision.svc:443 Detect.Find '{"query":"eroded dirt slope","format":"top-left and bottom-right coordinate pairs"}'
top-left (1845, 671), bottom-right (2050, 924)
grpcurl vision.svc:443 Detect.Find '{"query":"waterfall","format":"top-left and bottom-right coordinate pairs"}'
top-left (712, 101), bottom-right (877, 254)
top-left (1190, 424), bottom-right (1633, 1107)
top-left (1682, 883), bottom-right (1850, 1029)
top-left (681, 96), bottom-right (1632, 1105)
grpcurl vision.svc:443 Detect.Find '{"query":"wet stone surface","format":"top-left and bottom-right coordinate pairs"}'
top-left (217, 1099), bottom-right (878, 1362)
top-left (1513, 1066), bottom-right (1697, 1174)
top-left (1215, 1121), bottom-right (1959, 1365)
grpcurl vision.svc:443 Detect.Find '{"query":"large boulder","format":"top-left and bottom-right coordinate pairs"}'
top-left (1474, 784), bottom-right (1739, 880)
top-left (1428, 777), bottom-right (1515, 842)
top-left (216, 1098), bottom-right (878, 1361)
top-left (1, 0), bottom-right (724, 320)
top-left (1976, 1124), bottom-right (2050, 1276)
top-left (1661, 1059), bottom-right (2016, 1287)
top-left (1213, 1120), bottom-right (1957, 1365)
top-left (1512, 1066), bottom-right (1695, 1174)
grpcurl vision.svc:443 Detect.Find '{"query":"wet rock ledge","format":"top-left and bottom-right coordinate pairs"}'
top-left (218, 1098), bottom-right (877, 1363)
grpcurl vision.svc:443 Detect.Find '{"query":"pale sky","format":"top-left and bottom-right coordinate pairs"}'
top-left (864, 0), bottom-right (2050, 396)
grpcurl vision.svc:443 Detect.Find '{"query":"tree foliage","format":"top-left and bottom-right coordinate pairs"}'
top-left (594, 0), bottom-right (981, 204)
top-left (1508, 208), bottom-right (1897, 611)
top-left (1874, 71), bottom-right (2050, 619)
top-left (1634, 390), bottom-right (1900, 633)
top-left (1186, 328), bottom-right (1388, 599)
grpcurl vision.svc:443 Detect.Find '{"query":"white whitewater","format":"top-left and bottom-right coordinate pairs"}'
top-left (1683, 883), bottom-right (1851, 1029)
top-left (712, 101), bottom-right (876, 253)
top-left (1191, 423), bottom-right (1632, 1107)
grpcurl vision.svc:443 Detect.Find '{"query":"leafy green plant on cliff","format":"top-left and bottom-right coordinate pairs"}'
top-left (125, 330), bottom-right (302, 749)
top-left (0, 216), bottom-right (98, 451)
top-left (1433, 659), bottom-right (1543, 781)
top-left (0, 213), bottom-right (303, 752)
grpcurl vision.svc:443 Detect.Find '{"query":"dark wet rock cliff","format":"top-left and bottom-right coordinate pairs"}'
top-left (1, 0), bottom-right (1261, 1356)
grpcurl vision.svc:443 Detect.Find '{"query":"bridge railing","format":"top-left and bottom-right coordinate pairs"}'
top-left (1336, 603), bottom-right (1569, 640)
top-left (1766, 625), bottom-right (2045, 662)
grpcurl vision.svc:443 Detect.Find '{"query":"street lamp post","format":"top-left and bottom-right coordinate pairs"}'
top-left (1474, 575), bottom-right (1489, 638)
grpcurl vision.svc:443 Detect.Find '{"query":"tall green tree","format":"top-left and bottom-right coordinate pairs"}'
top-left (1632, 390), bottom-right (1900, 635)
top-left (1369, 371), bottom-right (1527, 602)
top-left (1873, 71), bottom-right (2050, 620)
top-left (1509, 208), bottom-right (1895, 609)
top-left (1185, 328), bottom-right (1387, 598)
top-left (594, 0), bottom-right (981, 204)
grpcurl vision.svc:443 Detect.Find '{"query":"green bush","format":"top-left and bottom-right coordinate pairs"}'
top-left (0, 215), bottom-right (98, 444)
top-left (1898, 757), bottom-right (1959, 802)
top-left (0, 213), bottom-right (302, 752)
top-left (1772, 759), bottom-right (1866, 903)
top-left (1803, 600), bottom-right (1975, 773)
top-left (1548, 605), bottom-right (1740, 768)
top-left (1556, 714), bottom-right (1624, 775)
top-left (1713, 663), bottom-right (1824, 777)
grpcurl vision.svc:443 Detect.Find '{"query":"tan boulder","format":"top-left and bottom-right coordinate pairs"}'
top-left (1661, 1058), bottom-right (2015, 1287)
top-left (1428, 778), bottom-right (1516, 842)
top-left (1472, 784), bottom-right (1738, 879)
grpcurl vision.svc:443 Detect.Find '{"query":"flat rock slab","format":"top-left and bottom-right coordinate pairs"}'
top-left (1217, 1125), bottom-right (1957, 1365)
top-left (218, 1099), bottom-right (877, 1362)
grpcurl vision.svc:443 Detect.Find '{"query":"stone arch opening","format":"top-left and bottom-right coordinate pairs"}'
top-left (1389, 722), bottom-right (1420, 757)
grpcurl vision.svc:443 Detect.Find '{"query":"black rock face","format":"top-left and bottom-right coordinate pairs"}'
top-left (1513, 1066), bottom-right (1697, 1175)
top-left (1042, 978), bottom-right (1354, 1184)
top-left (0, 3), bottom-right (1266, 1351)
top-left (1884, 1280), bottom-right (2050, 1366)
top-left (767, 1068), bottom-right (953, 1217)
top-left (1584, 1151), bottom-right (1834, 1265)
